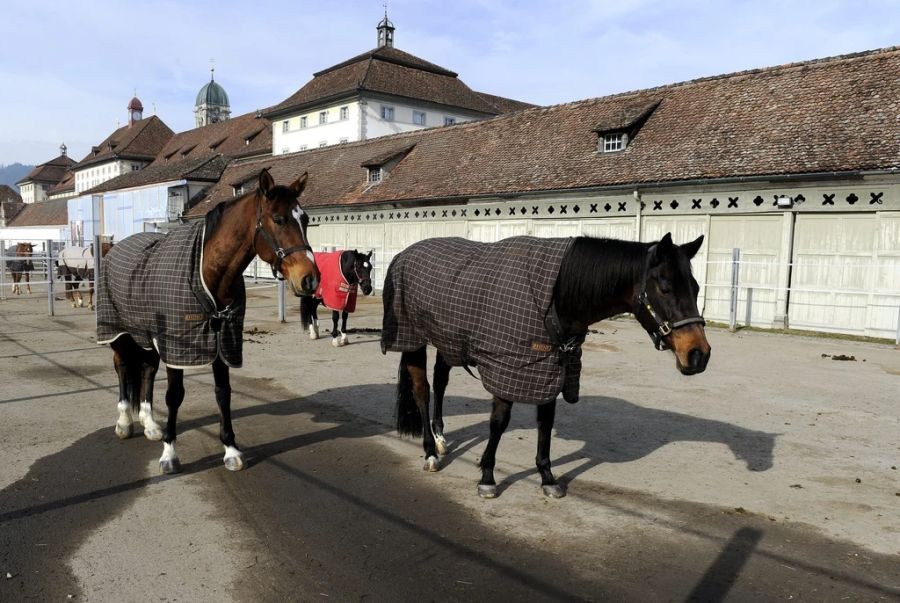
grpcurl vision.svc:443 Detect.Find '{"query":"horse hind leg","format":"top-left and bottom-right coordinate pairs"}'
top-left (339, 311), bottom-right (349, 346)
top-left (397, 349), bottom-right (439, 471)
top-left (25, 272), bottom-right (31, 294)
top-left (431, 352), bottom-right (451, 456)
top-left (112, 341), bottom-right (138, 439)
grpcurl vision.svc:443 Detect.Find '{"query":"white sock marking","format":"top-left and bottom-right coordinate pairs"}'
top-left (160, 442), bottom-right (178, 462)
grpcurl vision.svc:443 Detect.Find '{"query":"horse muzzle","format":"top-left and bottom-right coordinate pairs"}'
top-left (676, 346), bottom-right (711, 375)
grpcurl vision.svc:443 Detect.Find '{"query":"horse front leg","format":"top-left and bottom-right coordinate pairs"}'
top-left (213, 357), bottom-right (244, 471)
top-left (160, 366), bottom-right (185, 474)
top-left (339, 311), bottom-right (349, 346)
top-left (138, 349), bottom-right (163, 441)
top-left (536, 401), bottom-right (564, 498)
top-left (431, 352), bottom-right (451, 456)
top-left (24, 272), bottom-right (31, 294)
top-left (330, 310), bottom-right (343, 347)
top-left (478, 397), bottom-right (513, 498)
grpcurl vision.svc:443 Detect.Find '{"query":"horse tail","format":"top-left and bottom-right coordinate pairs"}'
top-left (395, 359), bottom-right (423, 437)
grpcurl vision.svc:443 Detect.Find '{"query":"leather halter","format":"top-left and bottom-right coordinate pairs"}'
top-left (253, 195), bottom-right (313, 280)
top-left (634, 246), bottom-right (706, 351)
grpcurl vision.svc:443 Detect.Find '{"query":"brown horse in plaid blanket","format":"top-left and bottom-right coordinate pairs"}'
top-left (382, 233), bottom-right (710, 498)
top-left (98, 169), bottom-right (319, 474)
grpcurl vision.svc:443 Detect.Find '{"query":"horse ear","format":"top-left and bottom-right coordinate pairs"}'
top-left (289, 172), bottom-right (308, 197)
top-left (681, 234), bottom-right (705, 260)
top-left (649, 233), bottom-right (674, 267)
top-left (258, 169), bottom-right (274, 198)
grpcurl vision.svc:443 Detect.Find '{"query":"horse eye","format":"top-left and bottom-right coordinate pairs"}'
top-left (659, 277), bottom-right (672, 294)
top-left (273, 215), bottom-right (286, 226)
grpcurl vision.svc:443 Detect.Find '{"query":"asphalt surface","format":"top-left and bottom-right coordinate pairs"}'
top-left (0, 285), bottom-right (898, 602)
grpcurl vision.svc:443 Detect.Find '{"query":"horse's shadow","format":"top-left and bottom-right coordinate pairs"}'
top-left (234, 383), bottom-right (777, 497)
top-left (421, 391), bottom-right (776, 495)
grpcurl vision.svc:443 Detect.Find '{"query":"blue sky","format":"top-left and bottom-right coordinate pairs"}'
top-left (1, 0), bottom-right (897, 165)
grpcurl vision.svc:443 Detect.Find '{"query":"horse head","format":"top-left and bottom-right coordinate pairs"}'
top-left (255, 169), bottom-right (320, 296)
top-left (347, 249), bottom-right (374, 295)
top-left (634, 233), bottom-right (711, 375)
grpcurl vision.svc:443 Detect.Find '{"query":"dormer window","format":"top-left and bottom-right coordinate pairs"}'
top-left (602, 133), bottom-right (626, 153)
top-left (368, 168), bottom-right (382, 183)
top-left (593, 100), bottom-right (660, 155)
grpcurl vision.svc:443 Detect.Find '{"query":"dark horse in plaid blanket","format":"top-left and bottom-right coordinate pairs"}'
top-left (382, 233), bottom-right (710, 498)
top-left (97, 169), bottom-right (319, 474)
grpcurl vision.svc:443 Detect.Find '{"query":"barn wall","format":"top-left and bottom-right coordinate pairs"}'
top-left (305, 176), bottom-right (900, 338)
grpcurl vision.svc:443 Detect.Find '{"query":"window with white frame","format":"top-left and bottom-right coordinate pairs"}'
top-left (340, 106), bottom-right (349, 120)
top-left (443, 116), bottom-right (456, 126)
top-left (603, 133), bottom-right (624, 152)
top-left (368, 168), bottom-right (382, 183)
top-left (319, 111), bottom-right (327, 124)
top-left (413, 110), bottom-right (426, 126)
top-left (381, 105), bottom-right (394, 121)
top-left (300, 116), bottom-right (307, 128)
top-left (282, 120), bottom-right (289, 133)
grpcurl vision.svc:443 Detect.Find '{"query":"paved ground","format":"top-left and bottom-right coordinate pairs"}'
top-left (0, 283), bottom-right (898, 602)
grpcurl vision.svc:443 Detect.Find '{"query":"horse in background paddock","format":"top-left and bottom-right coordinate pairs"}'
top-left (57, 242), bottom-right (113, 309)
top-left (382, 233), bottom-right (710, 498)
top-left (301, 249), bottom-right (374, 346)
top-left (5, 242), bottom-right (35, 295)
top-left (97, 169), bottom-right (319, 474)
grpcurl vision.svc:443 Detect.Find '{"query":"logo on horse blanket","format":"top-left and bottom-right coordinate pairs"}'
top-left (96, 220), bottom-right (245, 368)
top-left (381, 236), bottom-right (582, 405)
top-left (313, 251), bottom-right (358, 312)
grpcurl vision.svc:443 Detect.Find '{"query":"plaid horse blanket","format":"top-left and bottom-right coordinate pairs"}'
top-left (96, 220), bottom-right (245, 368)
top-left (381, 236), bottom-right (583, 405)
top-left (314, 251), bottom-right (358, 312)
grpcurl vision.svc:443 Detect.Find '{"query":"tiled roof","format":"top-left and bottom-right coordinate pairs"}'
top-left (16, 154), bottom-right (76, 185)
top-left (475, 91), bottom-right (537, 114)
top-left (73, 116), bottom-right (175, 170)
top-left (152, 112), bottom-right (271, 164)
top-left (0, 184), bottom-right (22, 203)
top-left (47, 171), bottom-right (75, 196)
top-left (264, 46), bottom-right (524, 117)
top-left (188, 46), bottom-right (900, 217)
top-left (84, 154), bottom-right (230, 195)
top-left (83, 112), bottom-right (272, 195)
top-left (6, 198), bottom-right (69, 227)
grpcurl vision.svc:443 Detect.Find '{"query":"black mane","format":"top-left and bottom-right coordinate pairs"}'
top-left (554, 237), bottom-right (649, 322)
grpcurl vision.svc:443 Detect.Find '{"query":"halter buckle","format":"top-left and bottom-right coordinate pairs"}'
top-left (659, 322), bottom-right (672, 336)
top-left (275, 248), bottom-right (286, 259)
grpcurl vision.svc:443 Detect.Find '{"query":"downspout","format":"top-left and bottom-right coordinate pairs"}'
top-left (633, 189), bottom-right (642, 241)
top-left (782, 210), bottom-right (797, 329)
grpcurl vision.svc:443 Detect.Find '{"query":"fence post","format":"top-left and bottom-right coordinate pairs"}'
top-left (729, 248), bottom-right (741, 332)
top-left (47, 240), bottom-right (55, 316)
top-left (744, 287), bottom-right (753, 328)
top-left (278, 279), bottom-right (286, 323)
top-left (0, 238), bottom-right (5, 300)
top-left (895, 303), bottom-right (900, 347)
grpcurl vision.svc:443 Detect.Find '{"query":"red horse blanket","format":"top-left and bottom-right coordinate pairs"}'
top-left (314, 251), bottom-right (358, 312)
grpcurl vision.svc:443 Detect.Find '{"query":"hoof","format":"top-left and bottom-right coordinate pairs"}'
top-left (143, 427), bottom-right (163, 441)
top-left (423, 455), bottom-right (440, 472)
top-left (331, 337), bottom-right (340, 348)
top-left (339, 334), bottom-right (348, 346)
top-left (115, 422), bottom-right (133, 439)
top-left (542, 484), bottom-right (566, 498)
top-left (434, 434), bottom-right (448, 456)
top-left (477, 484), bottom-right (498, 498)
top-left (159, 458), bottom-right (182, 474)
top-left (224, 454), bottom-right (245, 472)
top-left (309, 326), bottom-right (319, 340)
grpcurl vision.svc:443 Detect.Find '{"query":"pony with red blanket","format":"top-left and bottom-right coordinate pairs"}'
top-left (300, 250), bottom-right (373, 346)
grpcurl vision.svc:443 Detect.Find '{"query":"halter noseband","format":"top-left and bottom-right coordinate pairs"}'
top-left (634, 246), bottom-right (706, 351)
top-left (254, 196), bottom-right (313, 280)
